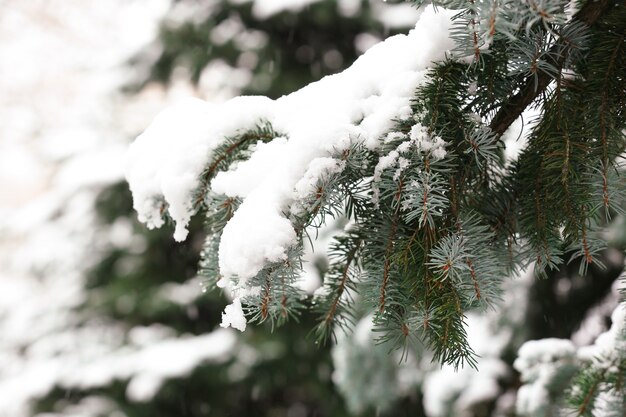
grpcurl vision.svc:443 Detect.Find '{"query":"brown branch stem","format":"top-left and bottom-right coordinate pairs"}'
top-left (489, 0), bottom-right (613, 136)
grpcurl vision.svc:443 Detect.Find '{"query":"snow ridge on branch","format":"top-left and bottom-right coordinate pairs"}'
top-left (126, 6), bottom-right (455, 283)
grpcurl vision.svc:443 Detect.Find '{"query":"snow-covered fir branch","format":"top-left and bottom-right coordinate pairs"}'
top-left (127, 0), bottom-right (626, 378)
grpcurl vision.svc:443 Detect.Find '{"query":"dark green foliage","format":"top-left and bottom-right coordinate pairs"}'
top-left (86, 182), bottom-right (217, 332)
top-left (513, 2), bottom-right (626, 276)
top-left (312, 232), bottom-right (361, 343)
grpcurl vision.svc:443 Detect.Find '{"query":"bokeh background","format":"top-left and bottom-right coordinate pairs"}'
top-left (0, 1), bottom-right (624, 417)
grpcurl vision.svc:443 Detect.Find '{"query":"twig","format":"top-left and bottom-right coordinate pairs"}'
top-left (489, 0), bottom-right (613, 136)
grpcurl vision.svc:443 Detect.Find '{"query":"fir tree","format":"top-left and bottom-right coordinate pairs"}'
top-left (126, 0), bottom-right (626, 415)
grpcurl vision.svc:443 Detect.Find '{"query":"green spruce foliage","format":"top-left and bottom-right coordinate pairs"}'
top-left (191, 0), bottom-right (625, 370)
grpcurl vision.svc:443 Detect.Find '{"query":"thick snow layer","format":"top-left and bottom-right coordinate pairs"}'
top-left (127, 96), bottom-right (275, 241)
top-left (127, 7), bottom-right (456, 325)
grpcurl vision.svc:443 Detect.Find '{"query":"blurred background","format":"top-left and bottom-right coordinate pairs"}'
top-left (0, 1), bottom-right (624, 417)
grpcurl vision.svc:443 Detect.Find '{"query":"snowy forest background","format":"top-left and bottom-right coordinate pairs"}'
top-left (0, 1), bottom-right (624, 416)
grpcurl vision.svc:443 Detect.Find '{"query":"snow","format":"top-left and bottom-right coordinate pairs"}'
top-left (218, 194), bottom-right (297, 280)
top-left (157, 276), bottom-right (206, 305)
top-left (338, 0), bottom-right (361, 17)
top-left (372, 149), bottom-right (401, 205)
top-left (354, 33), bottom-right (383, 54)
top-left (572, 277), bottom-right (624, 346)
top-left (514, 338), bottom-right (577, 376)
top-left (578, 303), bottom-right (626, 363)
top-left (0, 328), bottom-right (237, 411)
top-left (127, 7), bottom-right (457, 325)
top-left (127, 95), bottom-right (277, 242)
top-left (513, 338), bottom-right (577, 415)
top-left (0, 1), bottom-right (259, 415)
top-left (293, 157), bottom-right (346, 200)
top-left (511, 296), bottom-right (626, 417)
top-left (373, 2), bottom-right (424, 29)
top-left (409, 123), bottom-right (447, 158)
top-left (424, 359), bottom-right (507, 417)
top-left (212, 136), bottom-right (290, 198)
top-left (0, 0), bottom-right (168, 217)
top-left (220, 297), bottom-right (248, 331)
top-left (502, 107), bottom-right (539, 162)
top-left (370, 122), bottom-right (447, 206)
top-left (126, 98), bottom-right (213, 239)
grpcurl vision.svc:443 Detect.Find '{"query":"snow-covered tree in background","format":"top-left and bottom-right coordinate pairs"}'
top-left (2, 1), bottom-right (432, 416)
top-left (127, 0), bottom-right (626, 415)
top-left (131, 0), bottom-right (416, 99)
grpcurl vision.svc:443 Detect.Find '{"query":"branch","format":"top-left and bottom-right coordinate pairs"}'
top-left (489, 0), bottom-right (614, 136)
top-left (324, 246), bottom-right (358, 324)
top-left (194, 131), bottom-right (274, 207)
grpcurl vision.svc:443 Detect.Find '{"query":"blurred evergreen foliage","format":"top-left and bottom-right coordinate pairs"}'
top-left (33, 1), bottom-right (424, 416)
top-left (132, 0), bottom-right (407, 98)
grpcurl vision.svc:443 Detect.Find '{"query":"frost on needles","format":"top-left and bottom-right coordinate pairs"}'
top-left (127, 1), bottom-right (626, 371)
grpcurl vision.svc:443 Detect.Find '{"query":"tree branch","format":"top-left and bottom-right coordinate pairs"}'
top-left (489, 0), bottom-right (614, 136)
